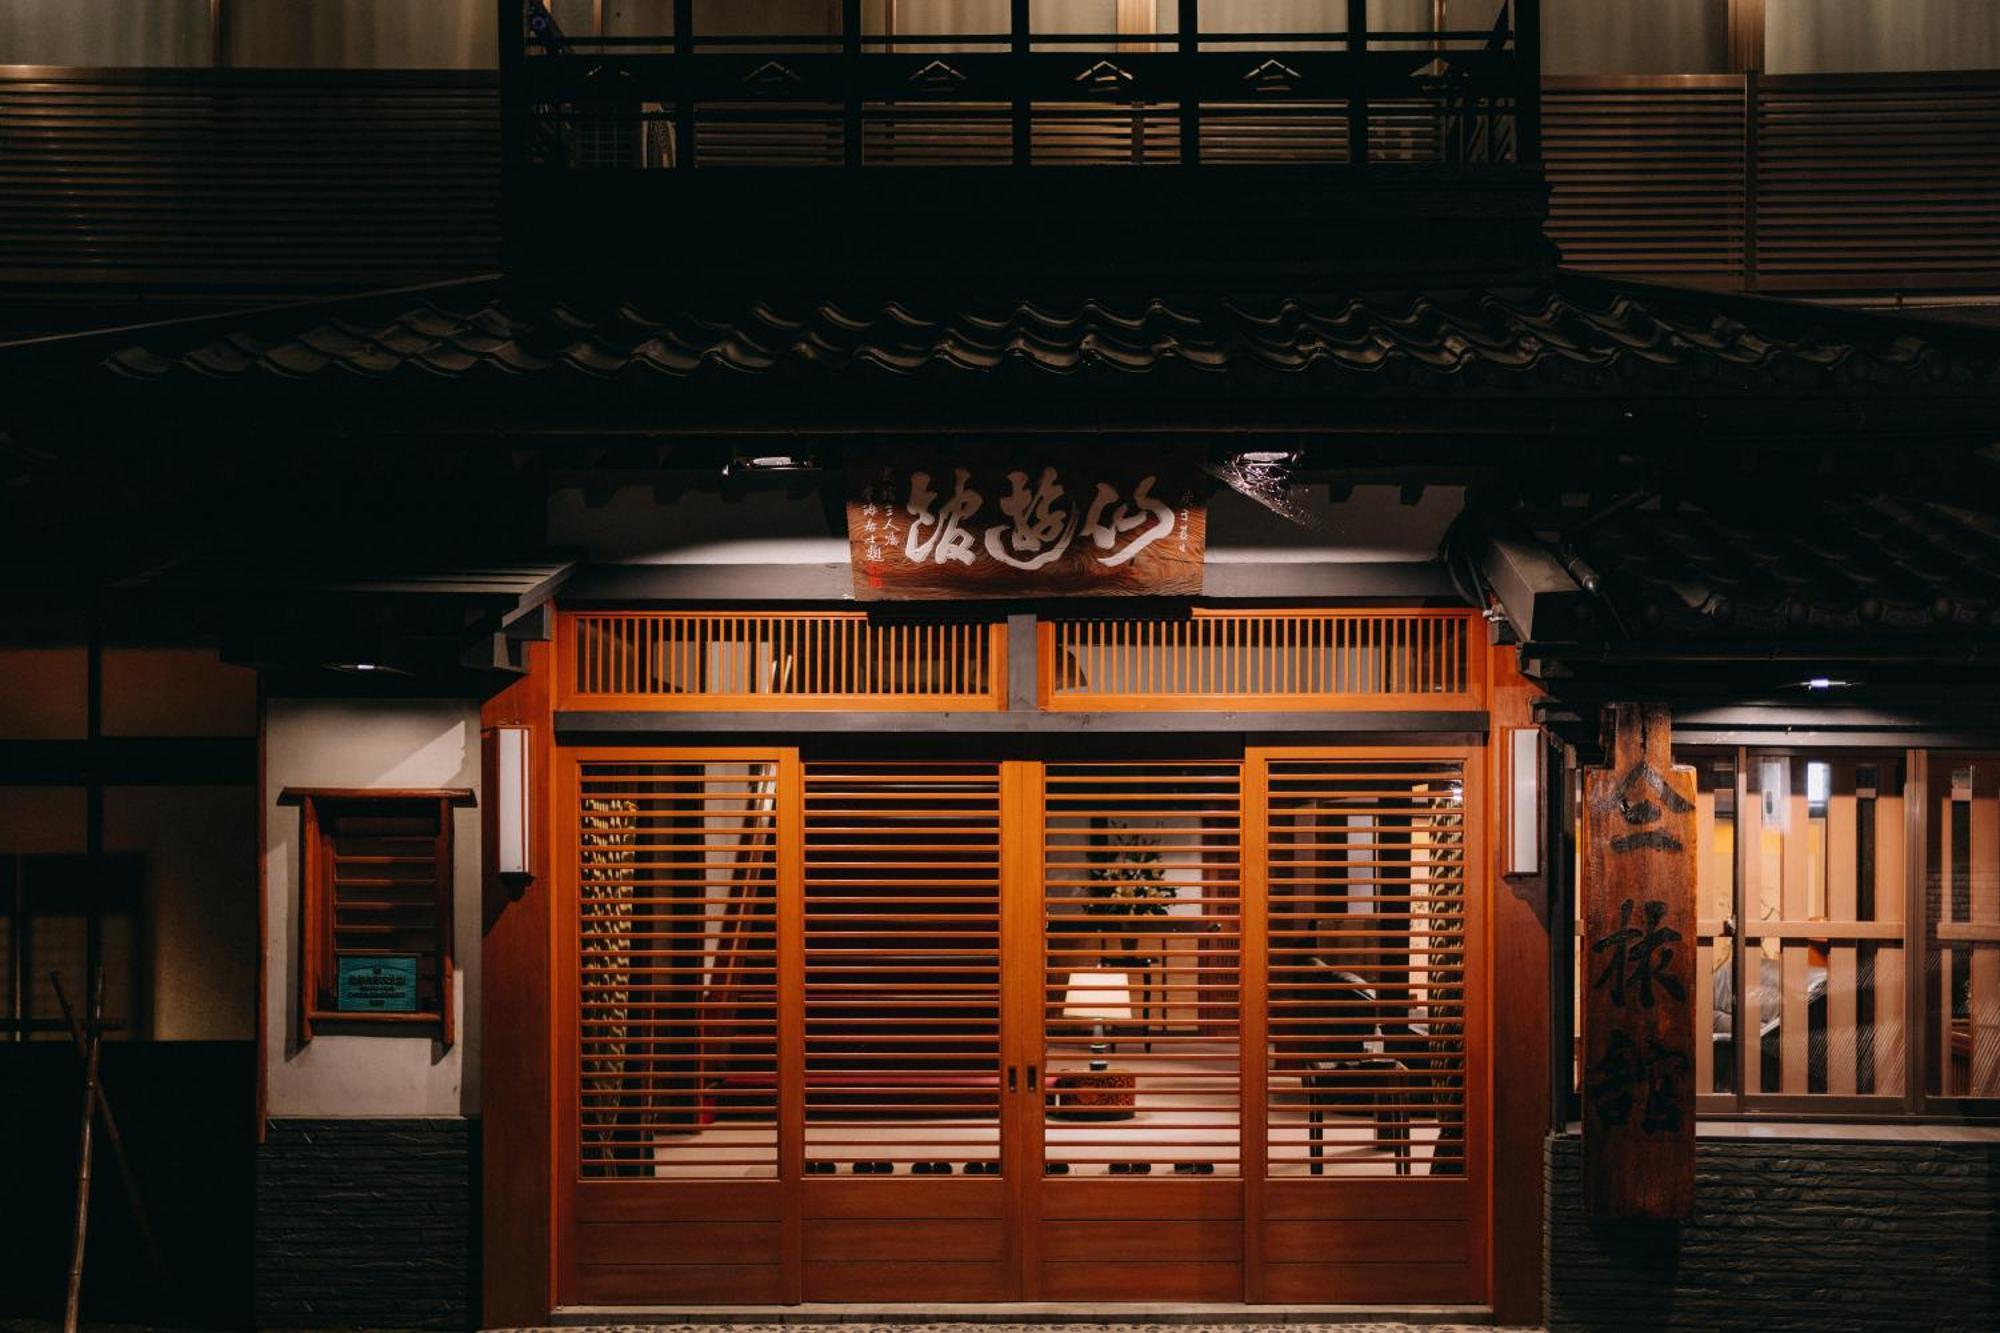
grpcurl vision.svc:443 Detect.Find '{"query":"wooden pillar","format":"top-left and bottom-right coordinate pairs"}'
top-left (480, 640), bottom-right (557, 1325)
top-left (1488, 645), bottom-right (1550, 1322)
top-left (1581, 703), bottom-right (1696, 1220)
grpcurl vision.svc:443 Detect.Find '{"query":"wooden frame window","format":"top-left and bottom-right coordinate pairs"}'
top-left (281, 788), bottom-right (473, 1044)
top-left (1, 854), bottom-right (144, 1042)
top-left (1575, 746), bottom-right (2000, 1121)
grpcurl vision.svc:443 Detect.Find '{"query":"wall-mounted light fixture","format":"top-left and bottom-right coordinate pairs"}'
top-left (486, 726), bottom-right (532, 880)
top-left (1506, 725), bottom-right (1543, 877)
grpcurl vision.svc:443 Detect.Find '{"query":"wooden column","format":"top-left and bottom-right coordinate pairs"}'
top-left (1488, 646), bottom-right (1550, 1322)
top-left (1581, 703), bottom-right (1696, 1220)
top-left (481, 640), bottom-right (557, 1325)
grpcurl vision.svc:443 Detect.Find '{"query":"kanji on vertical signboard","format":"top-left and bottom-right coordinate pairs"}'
top-left (1582, 703), bottom-right (1697, 1220)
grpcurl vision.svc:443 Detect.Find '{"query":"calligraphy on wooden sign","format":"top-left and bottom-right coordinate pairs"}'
top-left (1582, 703), bottom-right (1697, 1220)
top-left (847, 446), bottom-right (1206, 600)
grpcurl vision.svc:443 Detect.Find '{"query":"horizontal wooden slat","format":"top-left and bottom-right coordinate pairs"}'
top-left (0, 70), bottom-right (499, 288)
top-left (571, 1264), bottom-right (784, 1306)
top-left (803, 1261), bottom-right (1012, 1302)
top-left (1040, 1259), bottom-right (1245, 1302)
top-left (803, 1217), bottom-right (1006, 1262)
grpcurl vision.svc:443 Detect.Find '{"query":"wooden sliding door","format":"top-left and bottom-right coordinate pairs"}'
top-left (1032, 760), bottom-right (1248, 1301)
top-left (556, 744), bottom-right (1488, 1308)
top-left (559, 749), bottom-right (794, 1305)
top-left (1250, 748), bottom-right (1487, 1304)
top-left (798, 760), bottom-right (1017, 1300)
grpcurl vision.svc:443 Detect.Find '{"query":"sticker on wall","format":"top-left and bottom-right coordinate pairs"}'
top-left (336, 955), bottom-right (420, 1014)
top-left (847, 444), bottom-right (1207, 599)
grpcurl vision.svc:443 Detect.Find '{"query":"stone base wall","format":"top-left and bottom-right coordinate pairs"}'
top-left (1546, 1133), bottom-right (2000, 1332)
top-left (256, 1117), bottom-right (479, 1330)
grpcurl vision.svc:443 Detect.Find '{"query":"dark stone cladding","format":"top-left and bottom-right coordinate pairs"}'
top-left (1545, 1132), bottom-right (2000, 1333)
top-left (256, 1117), bottom-right (480, 1331)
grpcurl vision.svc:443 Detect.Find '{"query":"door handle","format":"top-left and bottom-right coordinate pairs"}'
top-left (1027, 1065), bottom-right (1039, 1092)
top-left (1008, 1065), bottom-right (1018, 1093)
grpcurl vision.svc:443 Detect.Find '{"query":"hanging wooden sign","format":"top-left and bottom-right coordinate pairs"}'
top-left (1581, 703), bottom-right (1698, 1220)
top-left (847, 446), bottom-right (1206, 600)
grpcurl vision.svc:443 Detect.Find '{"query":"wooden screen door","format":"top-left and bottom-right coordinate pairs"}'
top-left (557, 747), bottom-right (1027, 1304)
top-left (557, 745), bottom-right (1485, 1306)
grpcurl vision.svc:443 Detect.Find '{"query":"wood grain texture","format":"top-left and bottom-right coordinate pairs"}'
top-left (848, 446), bottom-right (1206, 601)
top-left (1582, 704), bottom-right (1696, 1221)
top-left (480, 641), bottom-right (556, 1327)
top-left (1485, 646), bottom-right (1548, 1324)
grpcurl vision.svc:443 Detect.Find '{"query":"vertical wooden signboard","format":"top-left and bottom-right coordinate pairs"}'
top-left (1582, 704), bottom-right (1697, 1220)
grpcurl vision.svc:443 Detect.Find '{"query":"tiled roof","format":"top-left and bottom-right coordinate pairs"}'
top-left (1565, 490), bottom-right (2000, 638)
top-left (69, 275), bottom-right (2000, 398)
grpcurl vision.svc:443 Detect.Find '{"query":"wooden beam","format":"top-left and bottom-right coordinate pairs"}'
top-left (556, 708), bottom-right (1489, 739)
top-left (1580, 702), bottom-right (1696, 1220)
top-left (0, 738), bottom-right (256, 786)
top-left (558, 561), bottom-right (1465, 605)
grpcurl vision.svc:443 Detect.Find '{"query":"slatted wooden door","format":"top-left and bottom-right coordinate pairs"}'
top-left (797, 759), bottom-right (1017, 1300)
top-left (557, 748), bottom-right (1023, 1307)
top-left (558, 745), bottom-right (1489, 1308)
top-left (1032, 760), bottom-right (1248, 1301)
top-left (559, 749), bottom-right (795, 1305)
top-left (1249, 747), bottom-right (1487, 1304)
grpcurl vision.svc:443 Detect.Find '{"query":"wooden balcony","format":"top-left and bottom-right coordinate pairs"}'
top-left (4, 52), bottom-right (1999, 298)
top-left (500, 2), bottom-right (1550, 282)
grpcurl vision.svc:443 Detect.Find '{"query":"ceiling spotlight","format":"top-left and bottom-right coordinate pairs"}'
top-left (326, 660), bottom-right (413, 677)
top-left (726, 452), bottom-right (819, 475)
top-left (1799, 677), bottom-right (1854, 691)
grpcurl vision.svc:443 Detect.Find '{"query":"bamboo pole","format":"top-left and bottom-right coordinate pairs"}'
top-left (52, 971), bottom-right (171, 1290)
top-left (63, 969), bottom-right (107, 1333)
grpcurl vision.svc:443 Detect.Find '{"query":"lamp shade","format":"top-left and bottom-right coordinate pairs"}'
top-left (1062, 970), bottom-right (1134, 1022)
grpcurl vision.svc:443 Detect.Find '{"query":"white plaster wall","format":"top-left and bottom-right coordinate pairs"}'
top-left (264, 700), bottom-right (482, 1117)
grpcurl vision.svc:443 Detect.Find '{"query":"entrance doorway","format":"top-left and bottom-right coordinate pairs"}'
top-left (554, 746), bottom-right (1486, 1305)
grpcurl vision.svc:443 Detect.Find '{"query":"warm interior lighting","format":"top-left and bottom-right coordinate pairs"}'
top-left (1506, 726), bottom-right (1542, 876)
top-left (1062, 970), bottom-right (1133, 1066)
top-left (491, 726), bottom-right (532, 878)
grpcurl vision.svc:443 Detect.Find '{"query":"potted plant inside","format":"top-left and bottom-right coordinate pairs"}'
top-left (1085, 831), bottom-right (1176, 962)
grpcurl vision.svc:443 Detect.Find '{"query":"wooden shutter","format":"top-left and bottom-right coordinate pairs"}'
top-left (287, 789), bottom-right (468, 1042)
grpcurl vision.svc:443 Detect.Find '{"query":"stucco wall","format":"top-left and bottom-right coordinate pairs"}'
top-left (263, 699), bottom-right (482, 1117)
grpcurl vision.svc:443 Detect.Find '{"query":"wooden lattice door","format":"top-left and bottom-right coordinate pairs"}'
top-left (556, 744), bottom-right (1488, 1308)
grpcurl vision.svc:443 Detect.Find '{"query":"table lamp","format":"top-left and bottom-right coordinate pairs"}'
top-left (1063, 970), bottom-right (1133, 1069)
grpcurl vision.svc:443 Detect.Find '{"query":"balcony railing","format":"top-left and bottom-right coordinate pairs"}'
top-left (508, 1), bottom-right (1540, 173)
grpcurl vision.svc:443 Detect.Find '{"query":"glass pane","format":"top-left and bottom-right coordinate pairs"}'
top-left (802, 762), bottom-right (1003, 1175)
top-left (1544, 0), bottom-right (1728, 75)
top-left (576, 761), bottom-right (781, 1179)
top-left (1927, 757), bottom-right (2000, 1100)
top-left (1266, 758), bottom-right (1468, 1177)
top-left (224, 0), bottom-right (496, 69)
top-left (1744, 755), bottom-right (1907, 1098)
top-left (0, 0), bottom-right (210, 67)
top-left (1043, 762), bottom-right (1242, 1178)
top-left (1768, 0), bottom-right (2000, 75)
